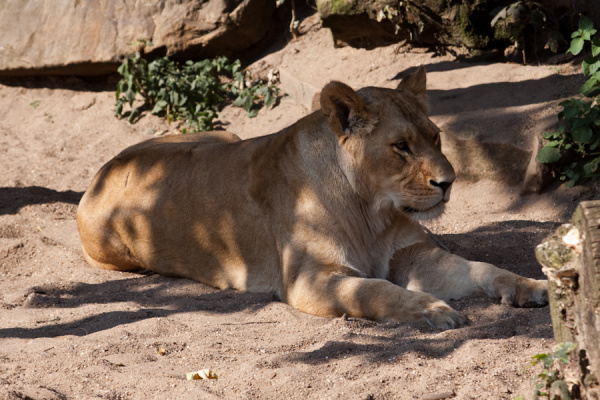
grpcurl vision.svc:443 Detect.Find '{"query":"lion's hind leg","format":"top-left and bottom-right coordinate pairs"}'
top-left (78, 210), bottom-right (143, 273)
top-left (80, 244), bottom-right (142, 272)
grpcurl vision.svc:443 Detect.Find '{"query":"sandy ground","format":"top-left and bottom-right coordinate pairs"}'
top-left (1, 13), bottom-right (600, 400)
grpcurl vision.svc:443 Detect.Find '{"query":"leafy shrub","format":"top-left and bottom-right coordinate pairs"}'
top-left (491, 1), bottom-right (565, 64)
top-left (115, 53), bottom-right (279, 133)
top-left (537, 16), bottom-right (600, 186)
top-left (375, 1), bottom-right (424, 40)
top-left (529, 342), bottom-right (576, 400)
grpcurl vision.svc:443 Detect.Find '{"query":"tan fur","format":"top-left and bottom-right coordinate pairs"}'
top-left (77, 67), bottom-right (547, 329)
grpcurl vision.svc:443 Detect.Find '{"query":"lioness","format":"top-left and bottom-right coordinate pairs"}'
top-left (77, 67), bottom-right (547, 329)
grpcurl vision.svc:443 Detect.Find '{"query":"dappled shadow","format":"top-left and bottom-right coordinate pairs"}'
top-left (434, 219), bottom-right (560, 279)
top-left (0, 186), bottom-right (83, 215)
top-left (2, 214), bottom-right (556, 348)
top-left (0, 309), bottom-right (172, 339)
top-left (390, 63), bottom-right (586, 185)
top-left (275, 213), bottom-right (557, 366)
top-left (393, 63), bottom-right (585, 116)
top-left (282, 335), bottom-right (473, 365)
top-left (0, 274), bottom-right (276, 339)
top-left (427, 76), bottom-right (583, 117)
top-left (279, 300), bottom-right (552, 365)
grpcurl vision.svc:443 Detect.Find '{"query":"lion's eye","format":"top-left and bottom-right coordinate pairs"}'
top-left (433, 133), bottom-right (440, 146)
top-left (392, 141), bottom-right (412, 155)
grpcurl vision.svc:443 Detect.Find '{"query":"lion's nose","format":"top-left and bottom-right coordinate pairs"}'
top-left (430, 179), bottom-right (453, 194)
top-left (430, 179), bottom-right (454, 202)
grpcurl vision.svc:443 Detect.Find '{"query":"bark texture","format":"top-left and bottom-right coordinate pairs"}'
top-left (536, 200), bottom-right (600, 399)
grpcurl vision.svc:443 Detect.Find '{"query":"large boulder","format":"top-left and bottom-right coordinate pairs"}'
top-left (0, 0), bottom-right (275, 76)
top-left (316, 0), bottom-right (599, 52)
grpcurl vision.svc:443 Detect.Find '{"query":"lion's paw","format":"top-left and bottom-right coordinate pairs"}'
top-left (495, 276), bottom-right (548, 308)
top-left (422, 299), bottom-right (467, 330)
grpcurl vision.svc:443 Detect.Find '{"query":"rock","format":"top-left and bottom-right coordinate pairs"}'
top-left (316, 0), bottom-right (506, 48)
top-left (147, 0), bottom-right (276, 61)
top-left (0, 0), bottom-right (275, 77)
top-left (316, 0), bottom-right (598, 53)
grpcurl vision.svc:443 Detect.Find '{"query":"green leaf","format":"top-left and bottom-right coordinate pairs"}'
top-left (580, 15), bottom-right (595, 32)
top-left (570, 37), bottom-right (585, 55)
top-left (565, 178), bottom-right (578, 187)
top-left (562, 105), bottom-right (580, 120)
top-left (583, 57), bottom-right (600, 76)
top-left (583, 158), bottom-right (600, 176)
top-left (264, 90), bottom-right (275, 109)
top-left (151, 100), bottom-right (168, 114)
top-left (115, 102), bottom-right (123, 118)
top-left (553, 342), bottom-right (577, 364)
top-left (117, 61), bottom-right (128, 76)
top-left (579, 76), bottom-right (599, 96)
top-left (571, 117), bottom-right (589, 130)
top-left (546, 140), bottom-right (561, 147)
top-left (542, 131), bottom-right (555, 139)
top-left (582, 30), bottom-right (596, 41)
top-left (115, 81), bottom-right (123, 100)
top-left (591, 38), bottom-right (600, 57)
top-left (537, 145), bottom-right (562, 164)
top-left (126, 87), bottom-right (136, 104)
top-left (179, 94), bottom-right (188, 106)
top-left (247, 108), bottom-right (259, 118)
top-left (128, 107), bottom-right (139, 123)
top-left (232, 92), bottom-right (254, 111)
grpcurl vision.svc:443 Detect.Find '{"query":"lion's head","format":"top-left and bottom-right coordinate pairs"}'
top-left (320, 66), bottom-right (455, 220)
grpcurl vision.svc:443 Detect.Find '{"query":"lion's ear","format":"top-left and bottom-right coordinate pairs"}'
top-left (396, 65), bottom-right (428, 113)
top-left (320, 81), bottom-right (375, 138)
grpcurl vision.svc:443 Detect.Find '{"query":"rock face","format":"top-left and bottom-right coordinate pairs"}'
top-left (0, 0), bottom-right (275, 76)
top-left (316, 0), bottom-right (597, 51)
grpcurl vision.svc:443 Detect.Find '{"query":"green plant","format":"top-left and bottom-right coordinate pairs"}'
top-left (115, 53), bottom-right (279, 133)
top-left (537, 15), bottom-right (600, 186)
top-left (376, 1), bottom-right (424, 40)
top-left (569, 16), bottom-right (600, 97)
top-left (529, 342), bottom-right (576, 399)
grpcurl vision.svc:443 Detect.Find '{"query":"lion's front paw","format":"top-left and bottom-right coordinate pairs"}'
top-left (422, 299), bottom-right (467, 330)
top-left (495, 276), bottom-right (548, 307)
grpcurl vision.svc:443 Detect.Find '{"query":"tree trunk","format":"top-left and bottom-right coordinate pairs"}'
top-left (536, 200), bottom-right (600, 399)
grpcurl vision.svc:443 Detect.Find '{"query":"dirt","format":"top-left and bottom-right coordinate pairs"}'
top-left (1, 13), bottom-right (599, 400)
